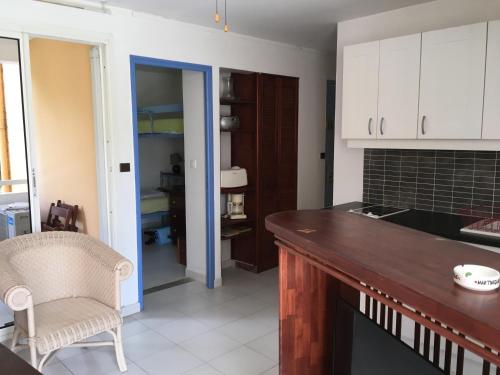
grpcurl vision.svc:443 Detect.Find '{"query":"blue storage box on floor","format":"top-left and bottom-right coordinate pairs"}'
top-left (154, 226), bottom-right (171, 245)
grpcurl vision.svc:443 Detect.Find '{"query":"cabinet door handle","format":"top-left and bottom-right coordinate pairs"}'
top-left (380, 117), bottom-right (385, 136)
top-left (421, 115), bottom-right (426, 135)
top-left (368, 118), bottom-right (373, 135)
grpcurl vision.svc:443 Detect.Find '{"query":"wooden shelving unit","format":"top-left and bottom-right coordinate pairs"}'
top-left (220, 129), bottom-right (255, 134)
top-left (220, 226), bottom-right (253, 240)
top-left (220, 98), bottom-right (256, 105)
top-left (220, 186), bottom-right (255, 194)
top-left (219, 72), bottom-right (298, 272)
top-left (221, 217), bottom-right (254, 226)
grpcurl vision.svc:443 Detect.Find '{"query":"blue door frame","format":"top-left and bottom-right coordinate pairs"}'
top-left (129, 55), bottom-right (215, 309)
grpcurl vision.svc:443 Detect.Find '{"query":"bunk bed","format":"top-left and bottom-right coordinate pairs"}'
top-left (138, 105), bottom-right (185, 246)
top-left (140, 189), bottom-right (170, 221)
top-left (140, 174), bottom-right (184, 218)
top-left (137, 104), bottom-right (184, 138)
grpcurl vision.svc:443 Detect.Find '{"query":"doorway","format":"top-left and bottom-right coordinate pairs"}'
top-left (29, 38), bottom-right (101, 237)
top-left (134, 65), bottom-right (187, 291)
top-left (0, 34), bottom-right (110, 334)
top-left (130, 56), bottom-right (215, 309)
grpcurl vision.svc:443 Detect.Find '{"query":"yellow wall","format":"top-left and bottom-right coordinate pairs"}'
top-left (30, 38), bottom-right (99, 237)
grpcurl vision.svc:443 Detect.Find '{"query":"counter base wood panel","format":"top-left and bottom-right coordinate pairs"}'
top-left (267, 209), bottom-right (500, 375)
top-left (279, 247), bottom-right (358, 375)
top-left (279, 247), bottom-right (336, 374)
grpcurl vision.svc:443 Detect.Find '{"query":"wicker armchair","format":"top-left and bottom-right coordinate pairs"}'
top-left (0, 232), bottom-right (133, 372)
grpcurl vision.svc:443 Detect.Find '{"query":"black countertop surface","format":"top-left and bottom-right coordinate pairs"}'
top-left (332, 202), bottom-right (500, 249)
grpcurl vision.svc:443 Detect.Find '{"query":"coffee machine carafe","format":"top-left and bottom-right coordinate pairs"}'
top-left (227, 193), bottom-right (247, 219)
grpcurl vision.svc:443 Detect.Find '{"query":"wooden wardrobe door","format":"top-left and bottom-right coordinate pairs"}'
top-left (276, 76), bottom-right (298, 212)
top-left (258, 74), bottom-right (279, 270)
top-left (257, 74), bottom-right (298, 271)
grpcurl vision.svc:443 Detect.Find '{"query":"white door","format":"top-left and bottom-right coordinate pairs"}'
top-left (483, 20), bottom-right (500, 139)
top-left (377, 34), bottom-right (421, 139)
top-left (341, 41), bottom-right (379, 139)
top-left (418, 22), bottom-right (487, 139)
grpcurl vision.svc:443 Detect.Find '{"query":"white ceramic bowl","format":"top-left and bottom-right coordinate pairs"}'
top-left (453, 264), bottom-right (500, 292)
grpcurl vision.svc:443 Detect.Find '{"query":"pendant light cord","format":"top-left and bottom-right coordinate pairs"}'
top-left (224, 0), bottom-right (228, 32)
top-left (214, 0), bottom-right (220, 23)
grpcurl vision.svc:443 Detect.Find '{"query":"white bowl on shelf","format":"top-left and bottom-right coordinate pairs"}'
top-left (453, 264), bottom-right (500, 292)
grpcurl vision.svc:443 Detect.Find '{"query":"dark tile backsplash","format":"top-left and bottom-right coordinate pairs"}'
top-left (363, 149), bottom-right (500, 218)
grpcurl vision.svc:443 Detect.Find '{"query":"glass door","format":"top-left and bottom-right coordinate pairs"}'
top-left (0, 36), bottom-right (33, 328)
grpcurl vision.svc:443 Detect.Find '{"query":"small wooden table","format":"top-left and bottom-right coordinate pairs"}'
top-left (0, 344), bottom-right (41, 374)
top-left (266, 209), bottom-right (500, 374)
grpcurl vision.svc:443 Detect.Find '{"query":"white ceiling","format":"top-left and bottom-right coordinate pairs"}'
top-left (95, 0), bottom-right (433, 52)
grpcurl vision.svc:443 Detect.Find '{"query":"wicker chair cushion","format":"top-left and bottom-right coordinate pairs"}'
top-left (15, 297), bottom-right (122, 354)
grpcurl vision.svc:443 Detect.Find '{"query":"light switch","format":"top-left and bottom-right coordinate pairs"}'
top-left (190, 159), bottom-right (197, 169)
top-left (119, 163), bottom-right (130, 172)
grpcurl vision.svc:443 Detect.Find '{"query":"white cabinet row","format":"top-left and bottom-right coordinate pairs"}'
top-left (341, 21), bottom-right (500, 140)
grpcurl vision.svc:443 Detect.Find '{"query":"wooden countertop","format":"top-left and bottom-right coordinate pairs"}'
top-left (0, 344), bottom-right (41, 374)
top-left (265, 209), bottom-right (500, 351)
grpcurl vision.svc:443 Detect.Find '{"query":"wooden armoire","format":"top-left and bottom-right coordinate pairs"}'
top-left (221, 72), bottom-right (298, 272)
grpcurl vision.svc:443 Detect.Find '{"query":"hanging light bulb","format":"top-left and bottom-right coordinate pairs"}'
top-left (224, 0), bottom-right (229, 32)
top-left (214, 0), bottom-right (220, 23)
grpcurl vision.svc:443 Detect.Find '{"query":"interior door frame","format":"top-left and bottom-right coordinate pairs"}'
top-left (129, 55), bottom-right (215, 309)
top-left (89, 44), bottom-right (112, 244)
top-left (0, 29), bottom-right (113, 244)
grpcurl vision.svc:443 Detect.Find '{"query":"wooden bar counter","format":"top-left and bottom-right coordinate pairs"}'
top-left (265, 209), bottom-right (500, 375)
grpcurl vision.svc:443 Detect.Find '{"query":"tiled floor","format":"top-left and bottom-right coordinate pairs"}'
top-left (142, 242), bottom-right (186, 290)
top-left (0, 301), bottom-right (12, 328)
top-left (15, 267), bottom-right (279, 375)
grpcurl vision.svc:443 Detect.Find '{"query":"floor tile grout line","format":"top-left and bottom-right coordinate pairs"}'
top-left (47, 268), bottom-right (278, 375)
top-left (243, 338), bottom-right (279, 363)
top-left (207, 344), bottom-right (277, 374)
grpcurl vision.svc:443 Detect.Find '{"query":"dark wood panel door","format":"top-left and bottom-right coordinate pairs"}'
top-left (257, 74), bottom-right (298, 271)
top-left (276, 77), bottom-right (298, 213)
top-left (228, 72), bottom-right (298, 272)
top-left (257, 74), bottom-right (279, 271)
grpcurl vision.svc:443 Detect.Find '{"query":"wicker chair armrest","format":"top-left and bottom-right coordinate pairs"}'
top-left (78, 238), bottom-right (133, 309)
top-left (0, 257), bottom-right (32, 311)
top-left (81, 238), bottom-right (133, 282)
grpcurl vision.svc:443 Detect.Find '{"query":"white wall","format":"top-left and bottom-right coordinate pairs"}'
top-left (0, 0), bottom-right (330, 310)
top-left (0, 38), bottom-right (18, 63)
top-left (333, 0), bottom-right (500, 205)
top-left (138, 138), bottom-right (184, 191)
top-left (182, 70), bottom-right (207, 283)
top-left (136, 67), bottom-right (184, 191)
top-left (135, 66), bottom-right (183, 108)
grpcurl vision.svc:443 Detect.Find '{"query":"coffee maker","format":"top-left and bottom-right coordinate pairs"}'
top-left (227, 193), bottom-right (247, 219)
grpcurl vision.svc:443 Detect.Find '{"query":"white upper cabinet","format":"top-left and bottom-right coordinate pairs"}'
top-left (341, 41), bottom-right (379, 139)
top-left (378, 34), bottom-right (421, 139)
top-left (483, 20), bottom-right (500, 139)
top-left (418, 23), bottom-right (487, 139)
